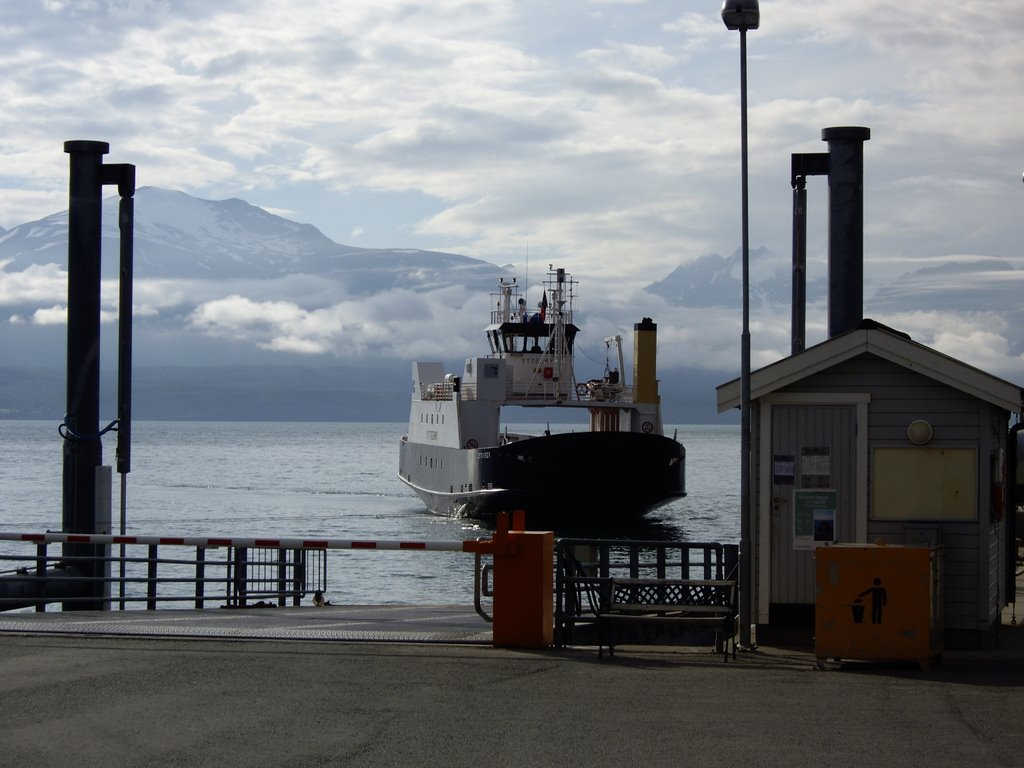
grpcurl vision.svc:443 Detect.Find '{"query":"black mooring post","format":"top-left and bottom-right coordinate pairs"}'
top-left (111, 164), bottom-right (136, 610)
top-left (113, 166), bottom-right (135, 478)
top-left (62, 140), bottom-right (109, 610)
top-left (822, 126), bottom-right (871, 338)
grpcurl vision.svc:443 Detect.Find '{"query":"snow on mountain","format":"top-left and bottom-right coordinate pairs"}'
top-left (125, 188), bottom-right (341, 279)
top-left (646, 246), bottom-right (827, 309)
top-left (0, 186), bottom-right (514, 297)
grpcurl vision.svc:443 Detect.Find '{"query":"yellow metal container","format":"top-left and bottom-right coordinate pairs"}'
top-left (815, 544), bottom-right (943, 669)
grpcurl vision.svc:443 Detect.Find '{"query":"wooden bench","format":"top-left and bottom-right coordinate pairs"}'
top-left (597, 578), bottom-right (737, 660)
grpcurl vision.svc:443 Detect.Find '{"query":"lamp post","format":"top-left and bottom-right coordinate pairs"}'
top-left (721, 0), bottom-right (758, 650)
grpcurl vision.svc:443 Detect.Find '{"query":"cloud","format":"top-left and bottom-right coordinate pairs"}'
top-left (0, 260), bottom-right (66, 305)
top-left (30, 305), bottom-right (67, 325)
top-left (873, 310), bottom-right (1024, 381)
top-left (186, 286), bottom-right (489, 360)
top-left (0, 0), bottom-right (1021, 368)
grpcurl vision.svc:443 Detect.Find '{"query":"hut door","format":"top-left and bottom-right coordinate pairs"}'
top-left (768, 403), bottom-right (858, 616)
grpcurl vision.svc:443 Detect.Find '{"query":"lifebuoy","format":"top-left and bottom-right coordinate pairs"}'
top-left (465, 438), bottom-right (479, 449)
top-left (641, 421), bottom-right (654, 433)
top-left (575, 383), bottom-right (589, 398)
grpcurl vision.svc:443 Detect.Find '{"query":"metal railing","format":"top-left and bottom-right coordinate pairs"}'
top-left (0, 532), bottom-right (493, 617)
top-left (553, 539), bottom-right (739, 648)
top-left (0, 536), bottom-right (325, 611)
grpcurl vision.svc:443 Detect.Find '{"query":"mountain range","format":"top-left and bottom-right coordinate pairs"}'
top-left (1, 187), bottom-right (1020, 423)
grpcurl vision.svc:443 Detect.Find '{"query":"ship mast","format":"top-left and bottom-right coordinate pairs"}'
top-left (550, 267), bottom-right (567, 400)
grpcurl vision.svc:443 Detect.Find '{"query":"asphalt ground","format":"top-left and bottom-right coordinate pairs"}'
top-left (1, 582), bottom-right (1022, 767)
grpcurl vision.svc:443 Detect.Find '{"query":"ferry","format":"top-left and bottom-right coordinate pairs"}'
top-left (397, 266), bottom-right (685, 530)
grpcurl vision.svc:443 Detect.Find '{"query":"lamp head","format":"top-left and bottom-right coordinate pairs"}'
top-left (721, 0), bottom-right (760, 31)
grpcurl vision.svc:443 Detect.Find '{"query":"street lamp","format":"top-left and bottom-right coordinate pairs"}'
top-left (722, 0), bottom-right (758, 650)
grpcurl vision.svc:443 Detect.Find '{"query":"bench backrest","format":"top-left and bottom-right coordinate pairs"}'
top-left (553, 539), bottom-right (740, 647)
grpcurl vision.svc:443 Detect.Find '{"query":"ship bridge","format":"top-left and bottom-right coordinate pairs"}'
top-left (484, 321), bottom-right (579, 356)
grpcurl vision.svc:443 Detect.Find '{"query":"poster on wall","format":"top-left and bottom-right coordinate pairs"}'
top-left (773, 454), bottom-right (795, 485)
top-left (793, 489), bottom-right (837, 550)
top-left (800, 447), bottom-right (831, 489)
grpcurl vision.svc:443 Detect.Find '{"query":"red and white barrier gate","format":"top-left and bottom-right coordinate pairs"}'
top-left (0, 531), bottom-right (469, 552)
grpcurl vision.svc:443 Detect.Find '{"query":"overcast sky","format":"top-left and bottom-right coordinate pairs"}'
top-left (2, 0), bottom-right (1023, 382)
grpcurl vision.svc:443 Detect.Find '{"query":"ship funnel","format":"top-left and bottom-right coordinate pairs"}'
top-left (790, 126), bottom-right (871, 349)
top-left (632, 318), bottom-right (660, 405)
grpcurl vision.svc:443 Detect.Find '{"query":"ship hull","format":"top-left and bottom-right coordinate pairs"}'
top-left (399, 430), bottom-right (685, 531)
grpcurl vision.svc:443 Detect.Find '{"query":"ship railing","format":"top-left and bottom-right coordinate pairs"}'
top-left (497, 383), bottom-right (636, 405)
top-left (420, 381), bottom-right (455, 401)
top-left (573, 381), bottom-right (634, 404)
top-left (552, 539), bottom-right (739, 648)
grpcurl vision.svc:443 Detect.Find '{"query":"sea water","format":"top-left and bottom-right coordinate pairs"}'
top-left (0, 420), bottom-right (739, 604)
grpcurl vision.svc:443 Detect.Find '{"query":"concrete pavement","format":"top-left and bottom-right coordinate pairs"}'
top-left (1, 605), bottom-right (1023, 767)
top-left (1, 571), bottom-right (1022, 767)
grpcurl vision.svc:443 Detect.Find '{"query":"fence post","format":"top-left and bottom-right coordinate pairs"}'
top-left (195, 547), bottom-right (206, 609)
top-left (293, 549), bottom-right (305, 607)
top-left (235, 547), bottom-right (248, 608)
top-left (35, 543), bottom-right (47, 613)
top-left (277, 547), bottom-right (287, 607)
top-left (146, 544), bottom-right (158, 609)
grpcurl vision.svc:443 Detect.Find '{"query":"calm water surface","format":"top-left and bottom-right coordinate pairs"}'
top-left (0, 421), bottom-right (739, 604)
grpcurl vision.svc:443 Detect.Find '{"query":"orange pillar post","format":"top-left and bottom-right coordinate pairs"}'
top-left (490, 511), bottom-right (554, 648)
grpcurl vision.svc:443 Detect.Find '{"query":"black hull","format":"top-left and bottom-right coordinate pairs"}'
top-left (401, 431), bottom-right (685, 533)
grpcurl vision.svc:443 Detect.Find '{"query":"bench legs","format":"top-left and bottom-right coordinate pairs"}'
top-left (598, 619), bottom-right (614, 658)
top-left (597, 619), bottom-right (734, 661)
